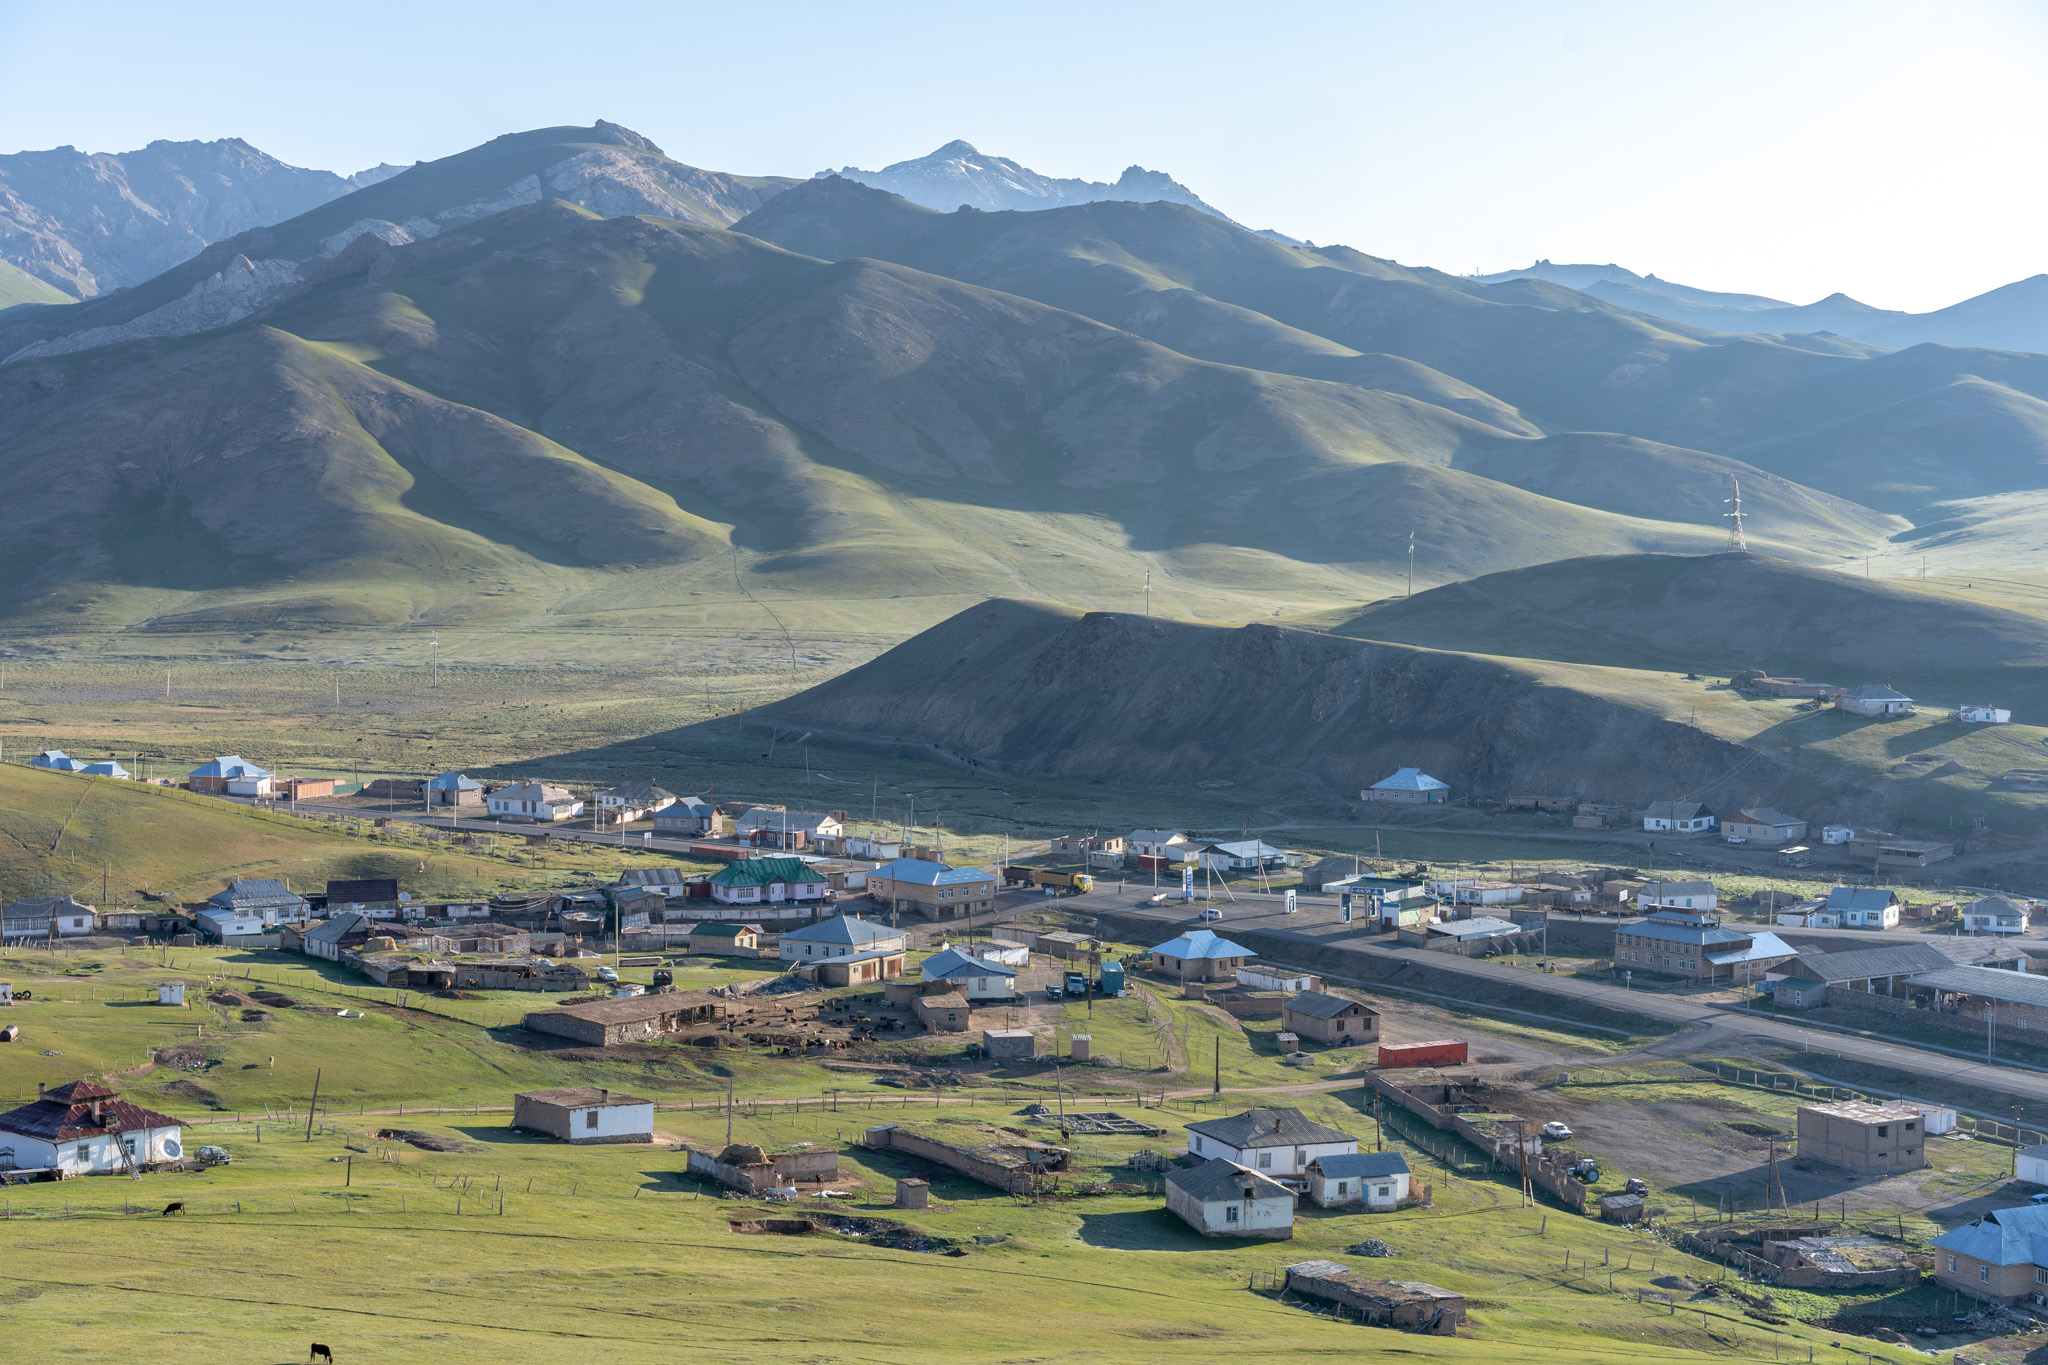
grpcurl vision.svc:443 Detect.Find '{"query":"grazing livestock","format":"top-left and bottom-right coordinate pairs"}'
top-left (160, 1201), bottom-right (184, 1216)
top-left (311, 1346), bottom-right (334, 1363)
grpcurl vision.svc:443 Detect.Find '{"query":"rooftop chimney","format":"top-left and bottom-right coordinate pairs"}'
top-left (598, 1088), bottom-right (608, 1102)
top-left (36, 1082), bottom-right (44, 1099)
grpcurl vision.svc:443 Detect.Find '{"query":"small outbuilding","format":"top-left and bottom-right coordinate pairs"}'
top-left (1836, 684), bottom-right (1915, 718)
top-left (512, 1087), bottom-right (655, 1144)
top-left (1164, 1157), bottom-right (1295, 1239)
top-left (1281, 990), bottom-right (1380, 1045)
top-left (1281, 1260), bottom-right (1466, 1333)
top-left (1306, 1151), bottom-right (1411, 1209)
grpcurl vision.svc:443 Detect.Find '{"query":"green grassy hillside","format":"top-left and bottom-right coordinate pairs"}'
top-left (1335, 551), bottom-right (2048, 718)
top-left (0, 762), bottom-right (695, 904)
top-left (0, 259), bottom-right (71, 310)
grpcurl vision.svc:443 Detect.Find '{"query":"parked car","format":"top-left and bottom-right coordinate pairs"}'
top-left (1199, 907), bottom-right (1224, 921)
top-left (595, 966), bottom-right (619, 983)
top-left (1541, 1121), bottom-right (1573, 1140)
top-left (1725, 835), bottom-right (1748, 845)
top-left (1044, 986), bottom-right (1063, 1001)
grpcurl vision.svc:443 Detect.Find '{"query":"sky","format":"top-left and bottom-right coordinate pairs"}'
top-left (3, 0), bottom-right (2045, 312)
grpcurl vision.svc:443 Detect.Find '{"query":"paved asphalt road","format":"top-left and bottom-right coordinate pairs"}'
top-left (1061, 880), bottom-right (2048, 1105)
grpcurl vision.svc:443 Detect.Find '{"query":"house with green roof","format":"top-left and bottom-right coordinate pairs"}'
top-left (708, 857), bottom-right (830, 907)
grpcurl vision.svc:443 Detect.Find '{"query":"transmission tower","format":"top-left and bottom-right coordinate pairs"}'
top-left (1724, 477), bottom-right (1748, 553)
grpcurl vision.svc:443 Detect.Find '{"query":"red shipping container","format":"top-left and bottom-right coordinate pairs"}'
top-left (1377, 1039), bottom-right (1468, 1069)
top-left (1137, 855), bottom-right (1169, 872)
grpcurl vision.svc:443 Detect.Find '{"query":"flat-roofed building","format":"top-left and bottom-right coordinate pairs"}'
top-left (512, 1087), bottom-right (654, 1143)
top-left (1796, 1100), bottom-right (1928, 1175)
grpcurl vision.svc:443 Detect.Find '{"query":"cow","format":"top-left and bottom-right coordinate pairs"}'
top-left (161, 1202), bottom-right (184, 1216)
top-left (310, 1346), bottom-right (334, 1363)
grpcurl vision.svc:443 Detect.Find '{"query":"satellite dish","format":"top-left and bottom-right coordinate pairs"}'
top-left (398, 892), bottom-right (412, 903)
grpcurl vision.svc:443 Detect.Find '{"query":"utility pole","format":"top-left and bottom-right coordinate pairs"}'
top-left (1143, 569), bottom-right (1151, 617)
top-left (430, 637), bottom-right (439, 689)
top-left (1405, 521), bottom-right (1417, 598)
top-left (1725, 477), bottom-right (1748, 553)
top-left (305, 1068), bottom-right (322, 1143)
top-left (1213, 1038), bottom-right (1221, 1096)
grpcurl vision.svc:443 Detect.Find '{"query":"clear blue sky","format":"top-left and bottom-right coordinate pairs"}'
top-left (3, 0), bottom-right (2044, 312)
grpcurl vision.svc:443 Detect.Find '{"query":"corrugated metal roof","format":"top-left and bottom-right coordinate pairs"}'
top-left (920, 946), bottom-right (1017, 980)
top-left (1930, 1204), bottom-right (2048, 1265)
top-left (1909, 964), bottom-right (2048, 1008)
top-left (188, 755), bottom-right (271, 779)
top-left (1825, 887), bottom-right (1901, 912)
top-left (426, 772), bottom-right (482, 790)
top-left (1165, 1155), bottom-right (1295, 1203)
top-left (781, 915), bottom-right (904, 946)
top-left (1285, 990), bottom-right (1369, 1020)
top-left (1779, 944), bottom-right (1951, 983)
top-left (1370, 767), bottom-right (1449, 792)
top-left (709, 857), bottom-right (816, 888)
top-left (1731, 807), bottom-right (1804, 828)
top-left (1310, 1151), bottom-right (1409, 1179)
top-left (1186, 1106), bottom-right (1355, 1149)
top-left (872, 858), bottom-right (994, 887)
top-left (1150, 929), bottom-right (1253, 960)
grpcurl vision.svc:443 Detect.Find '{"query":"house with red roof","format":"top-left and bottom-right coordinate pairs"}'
top-left (0, 1080), bottom-right (185, 1175)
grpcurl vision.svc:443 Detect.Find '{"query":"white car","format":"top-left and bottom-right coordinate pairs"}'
top-left (1724, 835), bottom-right (1748, 845)
top-left (595, 966), bottom-right (620, 983)
top-left (1199, 907), bottom-right (1224, 921)
top-left (1541, 1121), bottom-right (1573, 1140)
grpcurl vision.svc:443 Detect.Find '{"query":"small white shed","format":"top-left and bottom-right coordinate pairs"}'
top-left (2020, 1142), bottom-right (2048, 1187)
top-left (156, 982), bottom-right (186, 1006)
top-left (511, 1087), bottom-right (654, 1144)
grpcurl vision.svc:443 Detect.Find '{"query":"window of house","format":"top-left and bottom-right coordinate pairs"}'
top-left (1948, 1255), bottom-right (1959, 1272)
top-left (1335, 1180), bottom-right (1348, 1196)
top-left (1295, 1148), bottom-right (1308, 1167)
top-left (1257, 1151), bottom-right (1272, 1169)
top-left (1224, 1205), bottom-right (1239, 1223)
top-left (2036, 1267), bottom-right (2048, 1286)
top-left (1192, 1136), bottom-right (1203, 1153)
top-left (1878, 1125), bottom-right (1889, 1137)
top-left (585, 1110), bottom-right (599, 1130)
top-left (1981, 1266), bottom-right (1991, 1284)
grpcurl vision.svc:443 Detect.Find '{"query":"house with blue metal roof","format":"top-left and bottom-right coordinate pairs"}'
top-left (1362, 768), bottom-right (1449, 804)
top-left (1307, 1151), bottom-right (1411, 1209)
top-left (79, 760), bottom-right (130, 778)
top-left (205, 878), bottom-right (310, 926)
top-left (866, 857), bottom-right (998, 923)
top-left (426, 772), bottom-right (485, 808)
top-left (1930, 1203), bottom-right (2048, 1304)
top-left (188, 755), bottom-right (273, 795)
top-left (28, 750), bottom-right (86, 772)
top-left (919, 945), bottom-right (1019, 1001)
top-left (1824, 886), bottom-right (1903, 930)
top-left (1149, 928), bottom-right (1255, 982)
top-left (1613, 909), bottom-right (1794, 983)
top-left (776, 914), bottom-right (910, 962)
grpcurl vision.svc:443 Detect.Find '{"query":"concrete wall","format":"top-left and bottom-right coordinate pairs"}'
top-left (1284, 1005), bottom-right (1379, 1044)
top-left (1936, 1252), bottom-right (2037, 1305)
top-left (864, 1125), bottom-right (1062, 1194)
top-left (513, 1096), bottom-right (654, 1143)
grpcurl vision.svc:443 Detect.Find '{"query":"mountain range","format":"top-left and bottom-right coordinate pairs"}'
top-left (1481, 260), bottom-right (2048, 353)
top-left (824, 140), bottom-right (1232, 221)
top-left (0, 139), bottom-right (404, 300)
top-left (10, 121), bottom-right (2048, 659)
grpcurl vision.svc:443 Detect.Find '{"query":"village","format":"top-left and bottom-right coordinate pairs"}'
top-left (11, 728), bottom-right (2048, 1360)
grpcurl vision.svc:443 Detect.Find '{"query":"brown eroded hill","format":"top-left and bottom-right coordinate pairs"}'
top-left (758, 597), bottom-right (1859, 815)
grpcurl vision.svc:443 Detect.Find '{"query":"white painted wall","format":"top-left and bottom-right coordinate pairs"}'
top-left (0, 1123), bottom-right (183, 1174)
top-left (1185, 1133), bottom-right (1357, 1176)
top-left (568, 1102), bottom-right (654, 1141)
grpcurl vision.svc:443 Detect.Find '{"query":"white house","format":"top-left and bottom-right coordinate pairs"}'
top-left (708, 857), bottom-right (830, 905)
top-left (595, 779), bottom-right (678, 822)
top-left (1825, 887), bottom-right (1902, 930)
top-left (0, 896), bottom-right (97, 940)
top-left (1183, 1106), bottom-right (1358, 1181)
top-left (0, 1080), bottom-right (184, 1174)
top-left (1638, 880), bottom-right (1718, 915)
top-left (487, 780), bottom-right (583, 822)
top-left (1363, 768), bottom-right (1450, 804)
top-left (1820, 825), bottom-right (1856, 845)
top-left (735, 808), bottom-right (843, 848)
top-left (205, 878), bottom-right (310, 926)
top-left (1201, 840), bottom-right (1293, 871)
top-left (1836, 684), bottom-right (1915, 718)
top-left (1306, 1151), bottom-right (1412, 1210)
top-left (1238, 965), bottom-right (1317, 993)
top-left (1960, 705), bottom-right (2012, 724)
top-left (511, 1087), bottom-right (654, 1144)
top-left (1774, 901), bottom-right (1841, 929)
top-left (919, 945), bottom-right (1018, 1001)
top-left (777, 914), bottom-right (910, 962)
top-left (195, 908), bottom-right (268, 940)
top-left (2019, 1143), bottom-right (2048, 1188)
top-left (1164, 1157), bottom-right (1296, 1239)
top-left (1643, 801), bottom-right (1716, 834)
top-left (1129, 829), bottom-right (1191, 860)
top-left (1964, 895), bottom-right (2032, 935)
